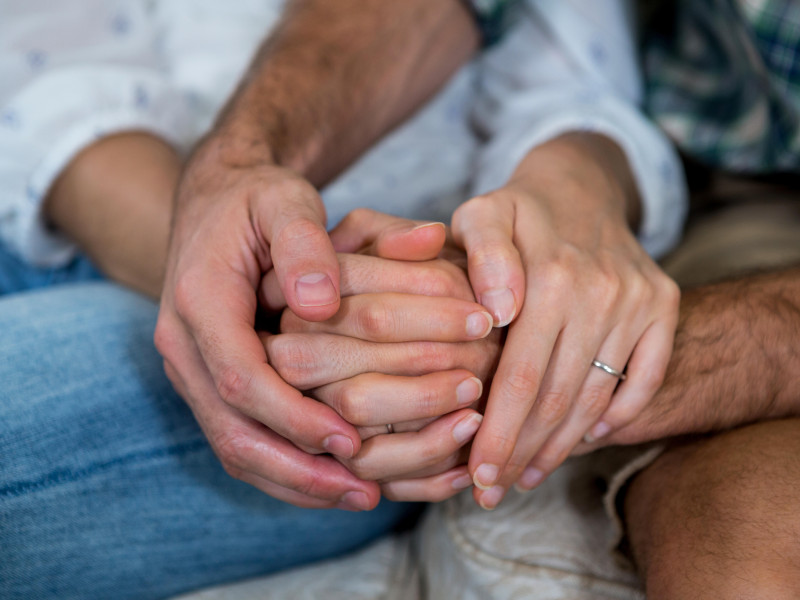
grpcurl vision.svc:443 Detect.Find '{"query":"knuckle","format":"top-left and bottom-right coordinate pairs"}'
top-left (355, 301), bottom-right (395, 340)
top-left (216, 365), bottom-right (253, 407)
top-left (415, 263), bottom-right (471, 300)
top-left (534, 445), bottom-right (570, 473)
top-left (344, 455), bottom-right (375, 481)
top-left (503, 360), bottom-right (542, 401)
top-left (267, 336), bottom-right (317, 388)
top-left (414, 385), bottom-right (444, 417)
top-left (337, 384), bottom-right (371, 425)
top-left (639, 366), bottom-right (667, 393)
top-left (342, 207), bottom-right (373, 229)
top-left (274, 215), bottom-right (328, 250)
top-left (661, 277), bottom-right (681, 311)
top-left (213, 431), bottom-right (249, 476)
top-left (410, 342), bottom-right (453, 372)
top-left (469, 241), bottom-right (514, 273)
top-left (485, 431), bottom-right (517, 462)
top-left (153, 319), bottom-right (178, 359)
top-left (535, 389), bottom-right (571, 426)
top-left (576, 383), bottom-right (612, 416)
top-left (293, 469), bottom-right (327, 499)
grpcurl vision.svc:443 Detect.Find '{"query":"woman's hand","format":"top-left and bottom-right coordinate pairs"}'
top-left (452, 132), bottom-right (680, 509)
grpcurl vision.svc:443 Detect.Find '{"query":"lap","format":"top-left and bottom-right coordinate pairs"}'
top-left (0, 283), bottom-right (416, 600)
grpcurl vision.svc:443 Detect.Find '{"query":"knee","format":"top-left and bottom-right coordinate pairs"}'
top-left (625, 419), bottom-right (800, 599)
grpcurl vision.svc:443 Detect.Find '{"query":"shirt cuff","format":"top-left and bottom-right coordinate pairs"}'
top-left (472, 91), bottom-right (688, 258)
top-left (0, 65), bottom-right (193, 266)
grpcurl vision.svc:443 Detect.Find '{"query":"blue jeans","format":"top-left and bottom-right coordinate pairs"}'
top-left (0, 256), bottom-right (417, 598)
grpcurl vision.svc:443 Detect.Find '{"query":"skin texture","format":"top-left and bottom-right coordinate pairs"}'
top-left (44, 132), bottom-right (180, 299)
top-left (624, 419), bottom-right (800, 600)
top-left (579, 266), bottom-right (800, 450)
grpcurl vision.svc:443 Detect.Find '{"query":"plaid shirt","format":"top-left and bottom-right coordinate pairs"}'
top-left (466, 0), bottom-right (800, 173)
top-left (644, 0), bottom-right (800, 173)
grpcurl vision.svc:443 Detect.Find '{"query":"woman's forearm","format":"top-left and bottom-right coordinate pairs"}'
top-left (45, 132), bottom-right (180, 298)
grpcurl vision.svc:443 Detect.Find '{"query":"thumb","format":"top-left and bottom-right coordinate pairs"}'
top-left (259, 176), bottom-right (340, 322)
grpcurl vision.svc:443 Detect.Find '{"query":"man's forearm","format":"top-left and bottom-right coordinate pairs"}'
top-left (212, 0), bottom-right (479, 186)
top-left (606, 267), bottom-right (800, 445)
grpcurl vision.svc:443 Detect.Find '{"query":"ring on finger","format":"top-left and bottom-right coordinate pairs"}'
top-left (385, 423), bottom-right (395, 434)
top-left (591, 359), bottom-right (627, 380)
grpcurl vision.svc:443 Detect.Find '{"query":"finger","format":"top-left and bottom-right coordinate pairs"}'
top-left (224, 422), bottom-right (382, 511)
top-left (341, 410), bottom-right (482, 481)
top-left (160, 340), bottom-right (380, 508)
top-left (265, 332), bottom-right (493, 390)
top-left (467, 308), bottom-right (558, 492)
top-left (281, 293), bottom-right (492, 342)
top-left (314, 370), bottom-right (483, 427)
top-left (164, 271), bottom-right (361, 459)
top-left (262, 254), bottom-right (470, 312)
top-left (261, 253), bottom-right (474, 311)
top-left (329, 207), bottom-right (445, 260)
top-left (508, 333), bottom-right (631, 496)
top-left (452, 194), bottom-right (525, 327)
top-left (381, 466), bottom-right (474, 503)
top-left (586, 317), bottom-right (676, 441)
top-left (257, 176), bottom-right (341, 322)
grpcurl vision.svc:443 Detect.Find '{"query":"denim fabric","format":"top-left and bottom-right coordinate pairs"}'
top-left (0, 283), bottom-right (417, 599)
top-left (0, 239), bottom-right (104, 295)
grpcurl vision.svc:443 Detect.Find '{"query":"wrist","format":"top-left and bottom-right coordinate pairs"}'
top-left (509, 132), bottom-right (642, 230)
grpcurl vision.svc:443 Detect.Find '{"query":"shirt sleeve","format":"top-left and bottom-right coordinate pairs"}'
top-left (471, 0), bottom-right (688, 258)
top-left (0, 0), bottom-right (194, 267)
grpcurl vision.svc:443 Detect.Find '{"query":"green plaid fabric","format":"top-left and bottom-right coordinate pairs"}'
top-left (461, 0), bottom-right (523, 46)
top-left (644, 0), bottom-right (800, 173)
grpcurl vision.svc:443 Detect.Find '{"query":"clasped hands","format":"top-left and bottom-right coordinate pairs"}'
top-left (156, 133), bottom-right (679, 512)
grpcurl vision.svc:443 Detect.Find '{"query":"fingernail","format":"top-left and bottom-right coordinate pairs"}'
top-left (341, 491), bottom-right (371, 511)
top-left (455, 377), bottom-right (483, 406)
top-left (466, 311), bottom-right (493, 338)
top-left (451, 472), bottom-right (474, 490)
top-left (411, 221), bottom-right (446, 232)
top-left (296, 273), bottom-right (337, 307)
top-left (323, 434), bottom-right (355, 458)
top-left (479, 485), bottom-right (505, 510)
top-left (479, 288), bottom-right (516, 327)
top-left (452, 414), bottom-right (483, 444)
top-left (473, 463), bottom-right (499, 490)
top-left (585, 421), bottom-right (611, 444)
top-left (516, 466), bottom-right (544, 491)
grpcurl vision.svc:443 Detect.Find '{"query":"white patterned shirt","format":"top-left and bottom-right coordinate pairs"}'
top-left (0, 0), bottom-right (686, 266)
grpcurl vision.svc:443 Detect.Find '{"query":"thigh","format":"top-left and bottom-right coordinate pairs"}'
top-left (0, 283), bottom-right (416, 600)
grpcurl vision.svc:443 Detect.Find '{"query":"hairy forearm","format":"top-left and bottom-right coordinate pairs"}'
top-left (45, 133), bottom-right (180, 298)
top-left (213, 0), bottom-right (479, 185)
top-left (609, 267), bottom-right (800, 444)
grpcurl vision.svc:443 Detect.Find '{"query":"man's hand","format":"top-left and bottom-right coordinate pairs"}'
top-left (578, 266), bottom-right (800, 451)
top-left (452, 133), bottom-right (680, 509)
top-left (155, 0), bottom-right (478, 508)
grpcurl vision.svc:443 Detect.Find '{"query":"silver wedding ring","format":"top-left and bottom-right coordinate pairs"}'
top-left (385, 423), bottom-right (394, 434)
top-left (591, 359), bottom-right (627, 380)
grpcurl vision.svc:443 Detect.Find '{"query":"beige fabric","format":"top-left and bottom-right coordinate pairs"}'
top-left (172, 534), bottom-right (420, 600)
